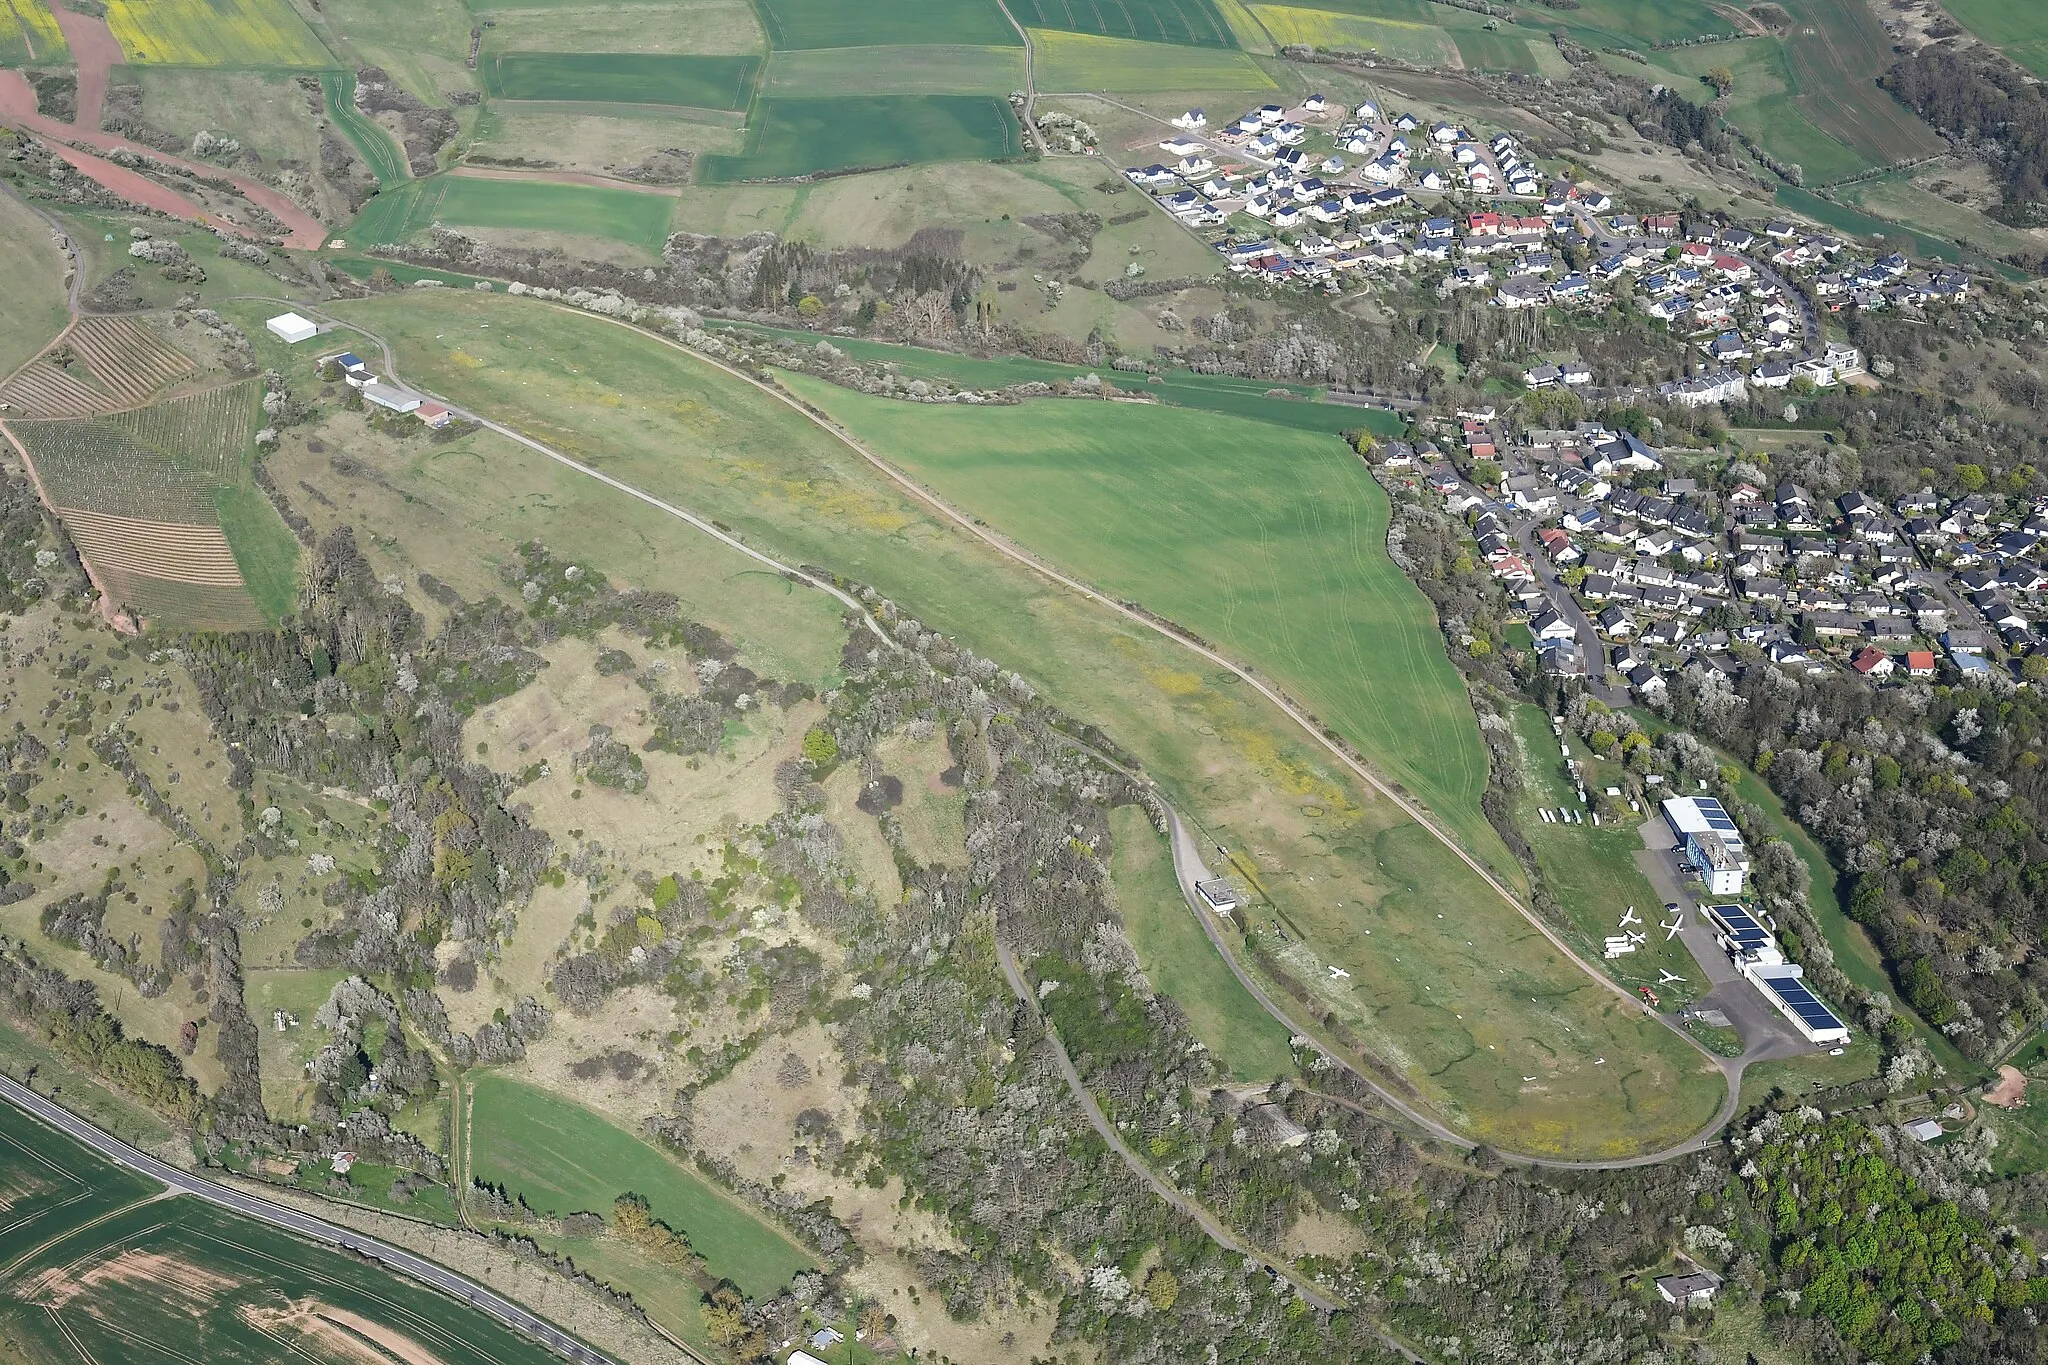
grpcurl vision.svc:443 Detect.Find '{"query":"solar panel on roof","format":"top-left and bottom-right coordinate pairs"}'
top-left (1761, 975), bottom-right (1844, 1030)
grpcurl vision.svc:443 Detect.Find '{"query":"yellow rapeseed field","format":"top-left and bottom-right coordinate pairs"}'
top-left (0, 0), bottom-right (69, 65)
top-left (1248, 5), bottom-right (1461, 67)
top-left (106, 0), bottom-right (331, 68)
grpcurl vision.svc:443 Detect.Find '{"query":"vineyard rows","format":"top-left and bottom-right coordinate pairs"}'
top-left (60, 510), bottom-right (244, 586)
top-left (69, 316), bottom-right (197, 406)
top-left (108, 379), bottom-right (259, 480)
top-left (98, 569), bottom-right (268, 632)
top-left (0, 360), bottom-right (110, 418)
top-left (12, 420), bottom-right (223, 523)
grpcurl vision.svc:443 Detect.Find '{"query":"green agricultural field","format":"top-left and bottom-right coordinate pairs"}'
top-left (1774, 184), bottom-right (1962, 262)
top-left (1027, 28), bottom-right (1276, 91)
top-left (349, 174), bottom-right (678, 255)
top-left (1946, 0), bottom-right (2048, 77)
top-left (315, 0), bottom-right (478, 106)
top-left (482, 51), bottom-right (760, 110)
top-left (1111, 805), bottom-right (1295, 1081)
top-left (754, 0), bottom-right (1018, 49)
top-left (0, 190), bottom-right (70, 381)
top-left (323, 291), bottom-right (1728, 1157)
top-left (468, 1074), bottom-right (812, 1298)
top-left (1773, 0), bottom-right (1941, 176)
top-left (1009, 0), bottom-right (1237, 48)
top-left (1247, 5), bottom-right (1457, 66)
top-left (474, 0), bottom-right (766, 54)
top-left (762, 44), bottom-right (1026, 96)
top-left (0, 1101), bottom-right (570, 1364)
top-left (696, 94), bottom-right (1022, 182)
top-left (321, 71), bottom-right (410, 183)
top-left (773, 376), bottom-right (1499, 865)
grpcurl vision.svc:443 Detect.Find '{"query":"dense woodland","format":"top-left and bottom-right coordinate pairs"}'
top-left (1884, 44), bottom-right (2048, 222)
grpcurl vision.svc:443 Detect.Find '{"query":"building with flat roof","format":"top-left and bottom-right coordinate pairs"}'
top-left (1654, 1270), bottom-right (1721, 1306)
top-left (1750, 964), bottom-right (1850, 1045)
top-left (1196, 879), bottom-right (1243, 913)
top-left (1664, 796), bottom-right (1749, 893)
top-left (1706, 904), bottom-right (1782, 967)
top-left (266, 312), bottom-right (318, 344)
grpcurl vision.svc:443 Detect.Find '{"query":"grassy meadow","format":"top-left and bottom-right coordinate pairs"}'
top-left (773, 374), bottom-right (1500, 864)
top-left (482, 51), bottom-right (761, 109)
top-left (696, 94), bottom-right (1023, 182)
top-left (324, 290), bottom-right (1726, 1157)
top-left (1009, 0), bottom-right (1238, 47)
top-left (1247, 5), bottom-right (1459, 67)
top-left (0, 190), bottom-right (71, 381)
top-left (1111, 805), bottom-right (1296, 1082)
top-left (105, 0), bottom-right (330, 66)
top-left (322, 71), bottom-right (411, 183)
top-left (1027, 29), bottom-right (1276, 91)
top-left (476, 0), bottom-right (766, 52)
top-left (469, 1074), bottom-right (813, 1298)
top-left (753, 0), bottom-right (1018, 48)
top-left (348, 174), bottom-right (679, 254)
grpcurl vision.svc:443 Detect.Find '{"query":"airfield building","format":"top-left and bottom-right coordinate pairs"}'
top-left (1662, 796), bottom-right (1749, 894)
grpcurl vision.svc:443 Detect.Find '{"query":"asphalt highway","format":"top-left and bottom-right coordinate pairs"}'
top-left (0, 1073), bottom-right (611, 1364)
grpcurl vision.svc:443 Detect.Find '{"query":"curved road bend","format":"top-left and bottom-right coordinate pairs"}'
top-left (281, 298), bottom-right (1741, 1164)
top-left (0, 1074), bottom-right (612, 1364)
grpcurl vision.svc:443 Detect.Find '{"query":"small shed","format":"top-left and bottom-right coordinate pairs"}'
top-left (414, 401), bottom-right (453, 429)
top-left (266, 312), bottom-right (319, 344)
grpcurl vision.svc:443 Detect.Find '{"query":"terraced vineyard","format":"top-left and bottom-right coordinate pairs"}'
top-left (8, 375), bottom-right (296, 629)
top-left (0, 358), bottom-right (112, 417)
top-left (0, 316), bottom-right (196, 418)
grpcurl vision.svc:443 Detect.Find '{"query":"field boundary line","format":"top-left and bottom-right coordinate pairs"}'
top-left (994, 0), bottom-right (1048, 155)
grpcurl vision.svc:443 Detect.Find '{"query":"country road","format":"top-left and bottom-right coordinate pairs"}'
top-left (0, 1074), bottom-right (613, 1364)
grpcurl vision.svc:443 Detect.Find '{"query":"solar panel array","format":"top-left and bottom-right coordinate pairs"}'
top-left (1693, 797), bottom-right (1744, 847)
top-left (1759, 972), bottom-right (1846, 1034)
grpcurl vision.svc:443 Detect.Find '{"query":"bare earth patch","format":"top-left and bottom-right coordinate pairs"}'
top-left (241, 1298), bottom-right (447, 1365)
top-left (1985, 1064), bottom-right (2028, 1110)
top-left (27, 1247), bottom-right (239, 1313)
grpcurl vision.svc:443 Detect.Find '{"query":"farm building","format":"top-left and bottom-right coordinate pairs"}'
top-left (1904, 1118), bottom-right (1943, 1142)
top-left (415, 401), bottom-right (453, 429)
top-left (363, 383), bottom-right (423, 415)
top-left (266, 312), bottom-right (319, 344)
top-left (1196, 878), bottom-right (1243, 912)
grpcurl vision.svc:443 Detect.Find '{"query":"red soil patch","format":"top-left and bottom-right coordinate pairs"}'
top-left (48, 6), bottom-right (123, 130)
top-left (0, 72), bottom-right (329, 248)
top-left (1985, 1064), bottom-right (2029, 1111)
top-left (25, 1247), bottom-right (240, 1312)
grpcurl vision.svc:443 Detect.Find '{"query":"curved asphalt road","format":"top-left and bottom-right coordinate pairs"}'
top-left (0, 1074), bottom-right (612, 1364)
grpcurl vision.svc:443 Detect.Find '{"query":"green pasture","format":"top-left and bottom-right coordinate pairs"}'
top-left (1508, 704), bottom-right (1700, 1009)
top-left (753, 0), bottom-right (1018, 48)
top-left (1774, 0), bottom-right (1940, 174)
top-left (0, 1102), bottom-right (569, 1364)
top-left (324, 290), bottom-right (1729, 1157)
top-left (1945, 0), bottom-right (2048, 77)
top-left (696, 94), bottom-right (1022, 182)
top-left (482, 51), bottom-right (760, 109)
top-left (1246, 5), bottom-right (1458, 66)
top-left (775, 373), bottom-right (1500, 862)
top-left (468, 1074), bottom-right (812, 1298)
top-left (0, 190), bottom-right (70, 381)
top-left (348, 174), bottom-right (678, 254)
top-left (1110, 805), bottom-right (1295, 1082)
top-left (1774, 185), bottom-right (1962, 263)
top-left (761, 44), bottom-right (1025, 95)
top-left (1008, 0), bottom-right (1238, 48)
top-left (322, 70), bottom-right (410, 183)
top-left (1839, 175), bottom-right (2045, 267)
top-left (1027, 28), bottom-right (1276, 91)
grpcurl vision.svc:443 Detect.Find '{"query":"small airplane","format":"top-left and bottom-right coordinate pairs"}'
top-left (1328, 966), bottom-right (1350, 979)
top-left (1522, 1076), bottom-right (1538, 1082)
top-left (1628, 930), bottom-right (1648, 945)
top-left (1660, 917), bottom-right (1685, 941)
top-left (1658, 969), bottom-right (1686, 985)
top-left (1619, 907), bottom-right (1642, 927)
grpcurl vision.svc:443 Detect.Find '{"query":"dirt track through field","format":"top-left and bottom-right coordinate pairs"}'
top-left (0, 71), bottom-right (330, 248)
top-left (47, 5), bottom-right (123, 130)
top-left (448, 165), bottom-right (682, 195)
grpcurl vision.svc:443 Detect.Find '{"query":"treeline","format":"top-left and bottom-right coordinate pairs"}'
top-left (1883, 45), bottom-right (2048, 217)
top-left (0, 938), bottom-right (200, 1120)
